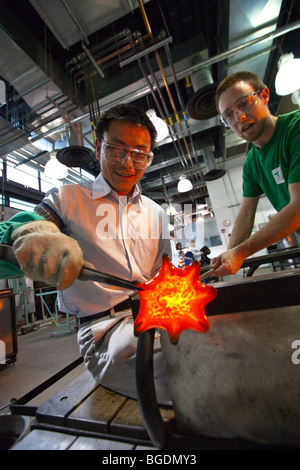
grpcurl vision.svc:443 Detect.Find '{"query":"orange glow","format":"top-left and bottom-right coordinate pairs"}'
top-left (134, 255), bottom-right (217, 344)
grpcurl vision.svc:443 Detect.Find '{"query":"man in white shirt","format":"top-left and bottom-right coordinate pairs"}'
top-left (10, 104), bottom-right (172, 404)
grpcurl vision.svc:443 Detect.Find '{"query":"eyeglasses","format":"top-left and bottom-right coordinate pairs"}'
top-left (101, 140), bottom-right (154, 169)
top-left (220, 90), bottom-right (262, 127)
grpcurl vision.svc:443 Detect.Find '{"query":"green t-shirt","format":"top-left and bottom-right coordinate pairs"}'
top-left (0, 211), bottom-right (45, 279)
top-left (242, 109), bottom-right (300, 234)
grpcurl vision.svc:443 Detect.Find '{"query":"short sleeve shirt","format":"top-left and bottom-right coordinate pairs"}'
top-left (242, 109), bottom-right (300, 219)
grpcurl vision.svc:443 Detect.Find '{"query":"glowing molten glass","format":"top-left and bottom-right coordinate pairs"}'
top-left (134, 255), bottom-right (217, 344)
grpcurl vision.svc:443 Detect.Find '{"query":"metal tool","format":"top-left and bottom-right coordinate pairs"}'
top-left (0, 243), bottom-right (143, 291)
top-left (0, 242), bottom-right (215, 289)
top-left (78, 265), bottom-right (143, 291)
top-left (199, 268), bottom-right (216, 281)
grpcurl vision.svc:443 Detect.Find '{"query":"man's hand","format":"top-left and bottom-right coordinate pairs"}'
top-left (11, 220), bottom-right (84, 290)
top-left (210, 247), bottom-right (245, 277)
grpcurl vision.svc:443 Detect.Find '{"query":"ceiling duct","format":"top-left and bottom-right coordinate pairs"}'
top-left (186, 53), bottom-right (218, 120)
top-left (202, 147), bottom-right (226, 181)
top-left (56, 123), bottom-right (96, 169)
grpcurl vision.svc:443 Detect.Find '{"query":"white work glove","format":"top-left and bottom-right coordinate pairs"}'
top-left (11, 220), bottom-right (84, 290)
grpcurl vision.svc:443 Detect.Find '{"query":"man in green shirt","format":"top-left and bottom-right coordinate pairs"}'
top-left (211, 71), bottom-right (300, 277)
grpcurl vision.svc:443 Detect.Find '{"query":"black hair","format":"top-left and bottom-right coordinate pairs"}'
top-left (96, 103), bottom-right (157, 150)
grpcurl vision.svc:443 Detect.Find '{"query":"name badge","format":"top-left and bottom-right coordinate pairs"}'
top-left (272, 166), bottom-right (285, 184)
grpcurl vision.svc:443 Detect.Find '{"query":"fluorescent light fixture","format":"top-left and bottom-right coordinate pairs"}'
top-left (44, 152), bottom-right (68, 180)
top-left (275, 53), bottom-right (300, 96)
top-left (146, 109), bottom-right (169, 142)
top-left (177, 175), bottom-right (193, 193)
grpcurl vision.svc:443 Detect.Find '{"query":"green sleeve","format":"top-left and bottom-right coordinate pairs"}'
top-left (0, 211), bottom-right (45, 279)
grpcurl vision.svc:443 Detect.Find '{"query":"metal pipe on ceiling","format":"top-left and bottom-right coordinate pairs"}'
top-left (81, 43), bottom-right (105, 79)
top-left (126, 30), bottom-right (188, 169)
top-left (68, 29), bottom-right (137, 83)
top-left (136, 0), bottom-right (207, 203)
top-left (137, 0), bottom-right (194, 168)
top-left (186, 19), bottom-right (300, 76)
top-left (23, 18), bottom-right (300, 148)
top-left (142, 52), bottom-right (189, 168)
top-left (46, 95), bottom-right (94, 148)
top-left (163, 42), bottom-right (198, 163)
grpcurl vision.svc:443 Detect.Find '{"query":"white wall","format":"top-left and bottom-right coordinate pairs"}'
top-left (206, 155), bottom-right (276, 257)
top-left (173, 154), bottom-right (277, 260)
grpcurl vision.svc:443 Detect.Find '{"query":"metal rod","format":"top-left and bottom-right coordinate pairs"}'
top-left (46, 95), bottom-right (94, 147)
top-left (12, 78), bottom-right (52, 102)
top-left (186, 19), bottom-right (300, 76)
top-left (126, 32), bottom-right (185, 165)
top-left (119, 36), bottom-right (173, 67)
top-left (82, 43), bottom-right (105, 78)
top-left (200, 268), bottom-right (215, 281)
top-left (137, 0), bottom-right (194, 167)
top-left (142, 53), bottom-right (187, 166)
top-left (26, 19), bottom-right (300, 146)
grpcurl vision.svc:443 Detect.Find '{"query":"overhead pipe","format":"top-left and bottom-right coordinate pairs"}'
top-left (137, 0), bottom-right (194, 168)
top-left (126, 31), bottom-right (187, 168)
top-left (74, 43), bottom-right (133, 84)
top-left (136, 0), bottom-right (205, 201)
top-left (185, 19), bottom-right (300, 77)
top-left (46, 95), bottom-right (94, 148)
top-left (164, 41), bottom-right (197, 160)
top-left (68, 29), bottom-right (134, 82)
top-left (26, 19), bottom-right (300, 148)
top-left (136, 2), bottom-right (208, 202)
top-left (140, 34), bottom-right (202, 193)
top-left (162, 40), bottom-right (206, 198)
top-left (81, 43), bottom-right (105, 79)
top-left (142, 51), bottom-right (189, 168)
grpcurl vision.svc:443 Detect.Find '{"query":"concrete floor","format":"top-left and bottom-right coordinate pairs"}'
top-left (0, 321), bottom-right (85, 414)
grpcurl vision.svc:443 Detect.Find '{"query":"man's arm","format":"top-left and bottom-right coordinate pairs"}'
top-left (211, 182), bottom-right (300, 276)
top-left (227, 196), bottom-right (259, 249)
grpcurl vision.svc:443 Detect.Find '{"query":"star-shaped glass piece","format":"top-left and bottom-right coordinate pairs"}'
top-left (134, 255), bottom-right (217, 344)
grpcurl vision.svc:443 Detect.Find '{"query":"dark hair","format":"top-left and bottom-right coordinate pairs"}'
top-left (215, 71), bottom-right (267, 111)
top-left (96, 103), bottom-right (157, 150)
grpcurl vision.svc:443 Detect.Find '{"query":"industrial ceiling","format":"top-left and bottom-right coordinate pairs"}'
top-left (0, 0), bottom-right (299, 211)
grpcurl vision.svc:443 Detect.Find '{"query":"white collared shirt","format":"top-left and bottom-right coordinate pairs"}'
top-left (42, 173), bottom-right (171, 317)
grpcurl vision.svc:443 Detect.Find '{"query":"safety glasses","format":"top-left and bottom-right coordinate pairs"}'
top-left (220, 90), bottom-right (262, 127)
top-left (101, 140), bottom-right (154, 169)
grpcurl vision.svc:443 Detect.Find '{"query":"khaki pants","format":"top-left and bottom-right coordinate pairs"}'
top-left (77, 311), bottom-right (172, 405)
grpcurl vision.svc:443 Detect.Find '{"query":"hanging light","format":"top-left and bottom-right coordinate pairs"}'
top-left (292, 89), bottom-right (300, 107)
top-left (275, 53), bottom-right (300, 96)
top-left (177, 175), bottom-right (193, 193)
top-left (166, 205), bottom-right (177, 216)
top-left (44, 152), bottom-right (68, 180)
top-left (146, 109), bottom-right (169, 142)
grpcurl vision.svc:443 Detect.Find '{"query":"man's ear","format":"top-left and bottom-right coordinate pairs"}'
top-left (260, 87), bottom-right (269, 105)
top-left (95, 139), bottom-right (101, 162)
